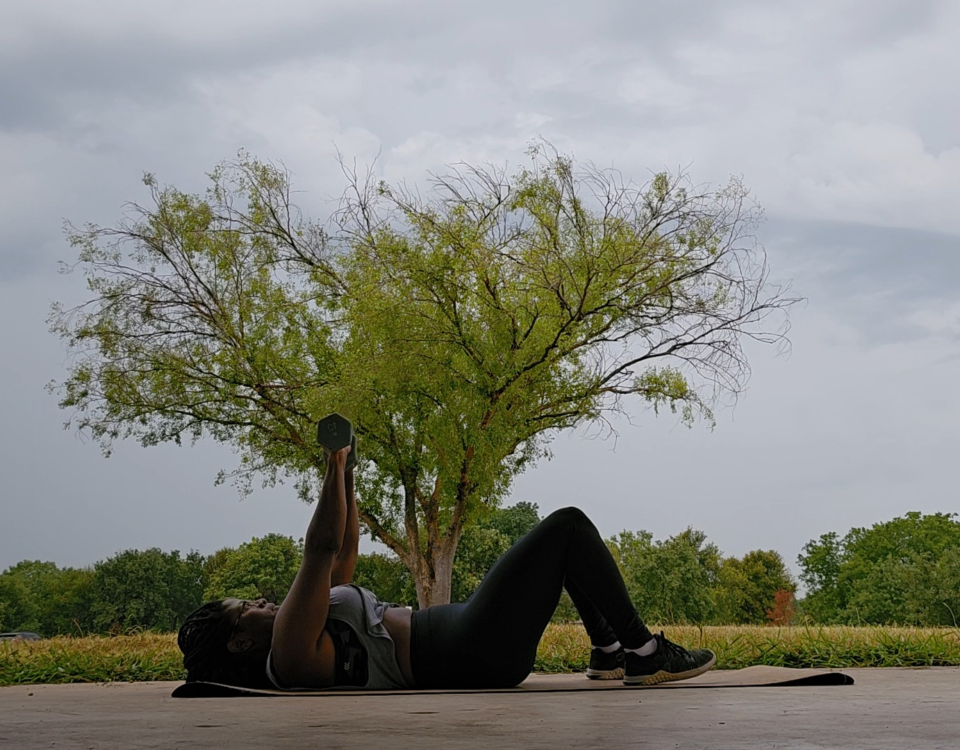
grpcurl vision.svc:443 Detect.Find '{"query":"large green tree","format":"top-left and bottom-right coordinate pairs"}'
top-left (203, 534), bottom-right (303, 603)
top-left (608, 527), bottom-right (723, 624)
top-left (51, 146), bottom-right (795, 606)
top-left (0, 561), bottom-right (94, 636)
top-left (715, 550), bottom-right (795, 624)
top-left (0, 570), bottom-right (33, 633)
top-left (796, 531), bottom-right (844, 623)
top-left (89, 549), bottom-right (204, 633)
top-left (798, 512), bottom-right (960, 625)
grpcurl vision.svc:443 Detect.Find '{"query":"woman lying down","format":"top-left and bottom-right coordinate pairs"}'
top-left (178, 433), bottom-right (716, 691)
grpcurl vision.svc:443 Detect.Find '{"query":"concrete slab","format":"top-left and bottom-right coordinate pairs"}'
top-left (1, 668), bottom-right (958, 750)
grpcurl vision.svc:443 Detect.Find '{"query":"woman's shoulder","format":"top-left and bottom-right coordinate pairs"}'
top-left (329, 585), bottom-right (392, 621)
top-left (330, 583), bottom-right (362, 600)
top-left (331, 583), bottom-right (378, 599)
top-left (329, 584), bottom-right (375, 612)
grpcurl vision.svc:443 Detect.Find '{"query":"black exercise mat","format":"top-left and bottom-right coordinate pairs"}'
top-left (172, 667), bottom-right (853, 697)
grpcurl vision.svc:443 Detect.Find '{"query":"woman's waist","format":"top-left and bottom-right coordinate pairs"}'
top-left (381, 606), bottom-right (415, 687)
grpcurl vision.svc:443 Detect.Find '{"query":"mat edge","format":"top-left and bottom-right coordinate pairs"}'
top-left (171, 670), bottom-right (853, 698)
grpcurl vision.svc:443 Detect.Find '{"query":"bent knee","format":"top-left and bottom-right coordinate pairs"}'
top-left (544, 506), bottom-right (590, 527)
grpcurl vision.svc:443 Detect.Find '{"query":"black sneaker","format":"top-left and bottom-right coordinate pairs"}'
top-left (623, 632), bottom-right (716, 686)
top-left (585, 647), bottom-right (625, 680)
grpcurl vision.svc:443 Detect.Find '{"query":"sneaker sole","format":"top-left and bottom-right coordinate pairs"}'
top-left (585, 667), bottom-right (625, 680)
top-left (622, 653), bottom-right (717, 686)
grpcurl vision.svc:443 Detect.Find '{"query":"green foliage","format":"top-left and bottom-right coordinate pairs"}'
top-left (89, 549), bottom-right (204, 633)
top-left (0, 634), bottom-right (186, 685)
top-left (44, 567), bottom-right (95, 636)
top-left (716, 550), bottom-right (796, 625)
top-left (606, 529), bottom-right (796, 626)
top-left (0, 573), bottom-right (32, 633)
top-left (484, 502), bottom-right (543, 542)
top-left (4, 511), bottom-right (958, 638)
top-left (608, 528), bottom-right (722, 624)
top-left (51, 147), bottom-right (794, 605)
top-left (202, 534), bottom-right (302, 603)
top-left (451, 502), bottom-right (541, 602)
top-left (353, 553), bottom-right (417, 606)
top-left (799, 513), bottom-right (960, 625)
top-left (0, 562), bottom-right (94, 637)
top-left (797, 532), bottom-right (843, 623)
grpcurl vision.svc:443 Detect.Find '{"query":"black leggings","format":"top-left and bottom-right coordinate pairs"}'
top-left (409, 506), bottom-right (653, 688)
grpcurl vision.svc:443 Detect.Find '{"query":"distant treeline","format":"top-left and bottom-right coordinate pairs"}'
top-left (2, 506), bottom-right (957, 636)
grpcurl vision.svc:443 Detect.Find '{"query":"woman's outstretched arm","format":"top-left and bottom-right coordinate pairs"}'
top-left (271, 446), bottom-right (350, 687)
top-left (331, 465), bottom-right (358, 585)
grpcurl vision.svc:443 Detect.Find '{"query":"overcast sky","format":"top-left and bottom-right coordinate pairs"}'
top-left (2, 0), bottom-right (958, 580)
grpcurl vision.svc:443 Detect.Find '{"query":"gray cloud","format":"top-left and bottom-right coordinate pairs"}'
top-left (2, 0), bottom-right (959, 574)
top-left (764, 217), bottom-right (960, 346)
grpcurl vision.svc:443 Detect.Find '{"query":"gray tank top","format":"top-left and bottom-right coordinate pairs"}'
top-left (266, 584), bottom-right (409, 690)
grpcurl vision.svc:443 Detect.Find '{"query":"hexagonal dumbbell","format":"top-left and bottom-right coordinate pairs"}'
top-left (316, 413), bottom-right (356, 469)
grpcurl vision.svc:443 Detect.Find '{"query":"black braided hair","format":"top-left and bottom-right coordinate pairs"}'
top-left (177, 601), bottom-right (271, 689)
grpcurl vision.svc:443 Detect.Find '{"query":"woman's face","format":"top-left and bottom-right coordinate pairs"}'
top-left (224, 598), bottom-right (279, 654)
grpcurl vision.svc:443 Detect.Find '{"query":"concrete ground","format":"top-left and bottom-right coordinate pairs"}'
top-left (1, 668), bottom-right (957, 749)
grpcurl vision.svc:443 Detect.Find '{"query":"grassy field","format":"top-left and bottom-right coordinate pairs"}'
top-left (536, 624), bottom-right (960, 673)
top-left (2, 624), bottom-right (959, 686)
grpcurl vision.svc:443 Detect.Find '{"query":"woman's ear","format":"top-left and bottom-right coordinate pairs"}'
top-left (227, 637), bottom-right (254, 654)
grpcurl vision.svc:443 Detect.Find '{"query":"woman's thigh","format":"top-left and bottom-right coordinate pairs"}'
top-left (411, 509), bottom-right (586, 688)
top-left (462, 508), bottom-right (580, 636)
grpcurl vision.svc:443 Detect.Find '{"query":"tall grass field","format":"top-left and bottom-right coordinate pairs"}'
top-left (2, 625), bottom-right (959, 686)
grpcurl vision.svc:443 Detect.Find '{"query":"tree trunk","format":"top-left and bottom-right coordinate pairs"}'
top-left (409, 542), bottom-right (457, 609)
top-left (401, 464), bottom-right (469, 607)
top-left (360, 457), bottom-right (473, 608)
top-left (363, 504), bottom-right (463, 608)
top-left (398, 505), bottom-right (466, 608)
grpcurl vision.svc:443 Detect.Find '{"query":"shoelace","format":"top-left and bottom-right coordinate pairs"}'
top-left (656, 631), bottom-right (691, 661)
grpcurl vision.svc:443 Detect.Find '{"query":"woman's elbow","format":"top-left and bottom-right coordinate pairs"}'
top-left (304, 534), bottom-right (341, 556)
